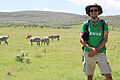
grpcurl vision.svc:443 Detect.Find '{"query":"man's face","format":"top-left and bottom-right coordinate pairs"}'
top-left (89, 7), bottom-right (99, 19)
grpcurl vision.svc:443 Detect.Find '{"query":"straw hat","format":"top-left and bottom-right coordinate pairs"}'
top-left (85, 3), bottom-right (103, 16)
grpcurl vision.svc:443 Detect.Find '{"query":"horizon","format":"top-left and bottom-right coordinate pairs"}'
top-left (0, 10), bottom-right (119, 16)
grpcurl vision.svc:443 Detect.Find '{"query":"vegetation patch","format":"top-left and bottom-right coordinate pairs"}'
top-left (15, 51), bottom-right (31, 63)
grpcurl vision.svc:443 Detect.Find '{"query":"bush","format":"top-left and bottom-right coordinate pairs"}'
top-left (15, 51), bottom-right (31, 63)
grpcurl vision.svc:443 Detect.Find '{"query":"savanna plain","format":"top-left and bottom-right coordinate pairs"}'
top-left (0, 26), bottom-right (120, 80)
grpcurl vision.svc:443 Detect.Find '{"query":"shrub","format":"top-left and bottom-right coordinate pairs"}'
top-left (15, 51), bottom-right (31, 63)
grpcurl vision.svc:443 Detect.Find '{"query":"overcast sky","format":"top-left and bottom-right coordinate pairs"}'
top-left (0, 0), bottom-right (120, 16)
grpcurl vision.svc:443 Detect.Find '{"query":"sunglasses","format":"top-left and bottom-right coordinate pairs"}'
top-left (89, 9), bottom-right (98, 12)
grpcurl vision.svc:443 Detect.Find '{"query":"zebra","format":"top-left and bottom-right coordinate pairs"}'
top-left (0, 36), bottom-right (9, 45)
top-left (26, 34), bottom-right (40, 46)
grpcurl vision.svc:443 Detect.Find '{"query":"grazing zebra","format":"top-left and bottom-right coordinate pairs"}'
top-left (0, 36), bottom-right (9, 45)
top-left (40, 37), bottom-right (49, 46)
top-left (49, 34), bottom-right (60, 41)
top-left (26, 34), bottom-right (40, 46)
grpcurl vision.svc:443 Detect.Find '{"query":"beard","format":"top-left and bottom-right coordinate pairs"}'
top-left (92, 15), bottom-right (97, 19)
top-left (91, 15), bottom-right (98, 19)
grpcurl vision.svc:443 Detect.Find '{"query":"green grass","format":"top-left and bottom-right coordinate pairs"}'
top-left (0, 26), bottom-right (120, 80)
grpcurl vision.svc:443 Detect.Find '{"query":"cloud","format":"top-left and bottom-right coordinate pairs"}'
top-left (1, 10), bottom-right (12, 12)
top-left (33, 8), bottom-right (39, 10)
top-left (0, 8), bottom-right (72, 13)
top-left (43, 8), bottom-right (72, 13)
top-left (1, 8), bottom-right (40, 12)
top-left (65, 0), bottom-right (120, 10)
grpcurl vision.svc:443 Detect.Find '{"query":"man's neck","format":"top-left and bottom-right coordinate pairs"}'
top-left (91, 17), bottom-right (99, 23)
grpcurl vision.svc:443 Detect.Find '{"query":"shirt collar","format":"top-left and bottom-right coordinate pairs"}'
top-left (90, 18), bottom-right (100, 25)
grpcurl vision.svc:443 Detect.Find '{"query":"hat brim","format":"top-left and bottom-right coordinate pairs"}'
top-left (85, 5), bottom-right (103, 16)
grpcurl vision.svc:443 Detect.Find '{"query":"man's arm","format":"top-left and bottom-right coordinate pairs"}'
top-left (96, 31), bottom-right (109, 51)
top-left (80, 31), bottom-right (95, 51)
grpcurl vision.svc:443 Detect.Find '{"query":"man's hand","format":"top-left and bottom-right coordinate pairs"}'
top-left (88, 47), bottom-right (98, 57)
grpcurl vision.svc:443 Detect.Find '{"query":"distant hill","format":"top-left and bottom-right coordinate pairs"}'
top-left (0, 11), bottom-right (120, 27)
top-left (100, 16), bottom-right (120, 28)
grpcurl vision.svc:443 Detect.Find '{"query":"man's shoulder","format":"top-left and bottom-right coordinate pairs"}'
top-left (100, 19), bottom-right (108, 25)
top-left (82, 20), bottom-right (90, 25)
top-left (82, 22), bottom-right (87, 26)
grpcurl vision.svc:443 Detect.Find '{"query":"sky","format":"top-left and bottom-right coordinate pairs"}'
top-left (0, 0), bottom-right (120, 16)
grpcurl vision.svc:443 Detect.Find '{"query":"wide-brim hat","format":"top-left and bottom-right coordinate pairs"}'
top-left (85, 3), bottom-right (103, 16)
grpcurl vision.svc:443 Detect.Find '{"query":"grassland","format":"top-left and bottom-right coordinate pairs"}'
top-left (0, 26), bottom-right (120, 80)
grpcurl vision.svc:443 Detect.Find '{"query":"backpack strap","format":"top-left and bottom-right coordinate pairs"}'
top-left (101, 19), bottom-right (105, 34)
top-left (86, 20), bottom-right (90, 31)
top-left (101, 19), bottom-right (106, 50)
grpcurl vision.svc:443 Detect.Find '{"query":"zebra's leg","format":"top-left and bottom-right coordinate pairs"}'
top-left (52, 38), bottom-right (53, 40)
top-left (6, 42), bottom-right (8, 45)
top-left (38, 41), bottom-right (40, 46)
top-left (47, 42), bottom-right (49, 46)
top-left (46, 41), bottom-right (48, 46)
top-left (57, 38), bottom-right (59, 40)
top-left (31, 41), bottom-right (33, 46)
top-left (39, 42), bottom-right (40, 46)
top-left (47, 40), bottom-right (49, 45)
top-left (5, 40), bottom-right (8, 45)
top-left (37, 42), bottom-right (38, 45)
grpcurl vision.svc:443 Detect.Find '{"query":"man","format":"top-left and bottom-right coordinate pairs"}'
top-left (80, 3), bottom-right (113, 80)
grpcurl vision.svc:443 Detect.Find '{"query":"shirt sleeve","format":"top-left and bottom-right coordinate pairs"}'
top-left (81, 22), bottom-right (86, 32)
top-left (104, 21), bottom-right (109, 32)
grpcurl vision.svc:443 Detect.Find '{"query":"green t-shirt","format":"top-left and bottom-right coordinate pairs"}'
top-left (81, 19), bottom-right (109, 53)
